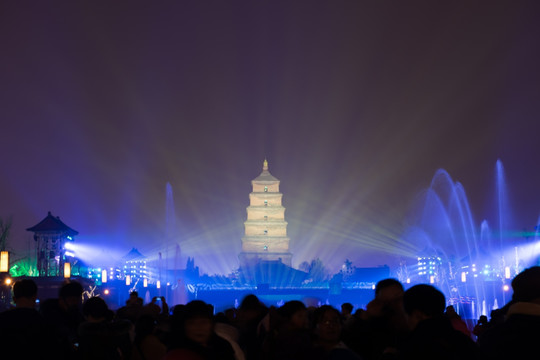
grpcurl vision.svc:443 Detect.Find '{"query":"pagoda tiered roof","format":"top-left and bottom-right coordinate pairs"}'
top-left (253, 159), bottom-right (279, 182)
top-left (26, 211), bottom-right (79, 236)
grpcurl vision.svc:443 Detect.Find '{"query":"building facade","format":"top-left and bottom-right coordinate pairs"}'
top-left (239, 159), bottom-right (292, 267)
top-left (26, 211), bottom-right (78, 277)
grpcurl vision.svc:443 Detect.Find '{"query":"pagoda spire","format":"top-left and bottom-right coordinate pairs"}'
top-left (263, 158), bottom-right (268, 170)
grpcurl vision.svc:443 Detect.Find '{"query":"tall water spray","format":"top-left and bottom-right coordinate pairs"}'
top-left (412, 168), bottom-right (479, 261)
top-left (403, 160), bottom-right (518, 318)
top-left (165, 182), bottom-right (188, 304)
top-left (495, 159), bottom-right (514, 273)
top-left (165, 182), bottom-right (177, 275)
top-left (166, 182), bottom-right (176, 238)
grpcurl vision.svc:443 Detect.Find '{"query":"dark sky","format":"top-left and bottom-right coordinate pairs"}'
top-left (1, 1), bottom-right (539, 275)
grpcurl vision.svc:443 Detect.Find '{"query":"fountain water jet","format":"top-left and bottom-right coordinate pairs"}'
top-left (165, 182), bottom-right (176, 270)
top-left (403, 159), bottom-right (532, 319)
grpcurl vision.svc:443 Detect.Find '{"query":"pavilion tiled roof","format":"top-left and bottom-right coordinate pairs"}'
top-left (26, 211), bottom-right (79, 236)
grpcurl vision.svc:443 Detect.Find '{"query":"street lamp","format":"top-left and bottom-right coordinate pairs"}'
top-left (64, 263), bottom-right (71, 279)
top-left (0, 251), bottom-right (9, 272)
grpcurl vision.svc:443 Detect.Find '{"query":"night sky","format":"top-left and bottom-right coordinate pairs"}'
top-left (1, 1), bottom-right (540, 275)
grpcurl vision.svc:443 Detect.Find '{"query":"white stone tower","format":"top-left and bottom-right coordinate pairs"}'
top-left (239, 159), bottom-right (292, 267)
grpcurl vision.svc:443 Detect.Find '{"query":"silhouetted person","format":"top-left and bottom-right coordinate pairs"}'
top-left (130, 314), bottom-right (167, 360)
top-left (0, 278), bottom-right (54, 359)
top-left (340, 302), bottom-right (353, 320)
top-left (40, 280), bottom-right (85, 360)
top-left (397, 284), bottom-right (478, 360)
top-left (477, 266), bottom-right (540, 359)
top-left (128, 291), bottom-right (141, 304)
top-left (262, 300), bottom-right (315, 360)
top-left (472, 315), bottom-right (489, 339)
top-left (235, 294), bottom-right (268, 360)
top-left (77, 296), bottom-right (132, 360)
top-left (445, 305), bottom-right (472, 338)
top-left (214, 312), bottom-right (246, 360)
top-left (312, 305), bottom-right (362, 359)
top-left (342, 278), bottom-right (408, 360)
top-left (142, 296), bottom-right (169, 322)
top-left (165, 299), bottom-right (235, 360)
top-left (117, 290), bottom-right (144, 324)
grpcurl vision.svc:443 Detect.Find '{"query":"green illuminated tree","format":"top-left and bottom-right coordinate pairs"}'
top-left (9, 257), bottom-right (38, 277)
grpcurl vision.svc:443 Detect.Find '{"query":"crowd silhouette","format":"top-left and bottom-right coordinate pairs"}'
top-left (1, 266), bottom-right (540, 359)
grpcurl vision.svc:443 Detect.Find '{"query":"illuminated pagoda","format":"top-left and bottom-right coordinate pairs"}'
top-left (27, 211), bottom-right (78, 277)
top-left (239, 159), bottom-right (293, 267)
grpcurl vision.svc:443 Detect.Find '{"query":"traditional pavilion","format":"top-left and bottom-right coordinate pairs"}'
top-left (27, 211), bottom-right (78, 277)
top-left (239, 159), bottom-right (293, 267)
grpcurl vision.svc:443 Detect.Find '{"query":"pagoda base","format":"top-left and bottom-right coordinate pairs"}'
top-left (239, 251), bottom-right (292, 268)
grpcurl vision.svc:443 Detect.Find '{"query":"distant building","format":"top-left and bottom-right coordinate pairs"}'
top-left (417, 255), bottom-right (442, 283)
top-left (27, 211), bottom-right (78, 277)
top-left (86, 247), bottom-right (148, 285)
top-left (122, 247), bottom-right (148, 282)
top-left (239, 159), bottom-right (292, 267)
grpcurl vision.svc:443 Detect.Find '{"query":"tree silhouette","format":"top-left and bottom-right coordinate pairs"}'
top-left (0, 216), bottom-right (12, 251)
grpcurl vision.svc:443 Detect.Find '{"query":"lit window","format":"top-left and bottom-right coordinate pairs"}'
top-left (264, 200), bottom-right (268, 207)
top-left (264, 186), bottom-right (268, 192)
top-left (264, 230), bottom-right (268, 235)
top-left (263, 245), bottom-right (268, 251)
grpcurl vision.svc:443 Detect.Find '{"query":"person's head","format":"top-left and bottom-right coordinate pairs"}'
top-left (278, 300), bottom-right (308, 329)
top-left (12, 279), bottom-right (38, 308)
top-left (511, 266), bottom-right (540, 303)
top-left (375, 278), bottom-right (404, 303)
top-left (126, 291), bottom-right (143, 307)
top-left (142, 297), bottom-right (163, 318)
top-left (182, 300), bottom-right (214, 345)
top-left (313, 305), bottom-right (342, 344)
top-left (403, 284), bottom-right (446, 330)
top-left (341, 302), bottom-right (353, 316)
top-left (237, 294), bottom-right (267, 323)
top-left (239, 294), bottom-right (262, 310)
top-left (445, 305), bottom-right (459, 318)
top-left (59, 281), bottom-right (83, 309)
top-left (478, 315), bottom-right (488, 324)
top-left (224, 307), bottom-right (236, 323)
top-left (83, 296), bottom-right (112, 322)
top-left (214, 312), bottom-right (230, 324)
